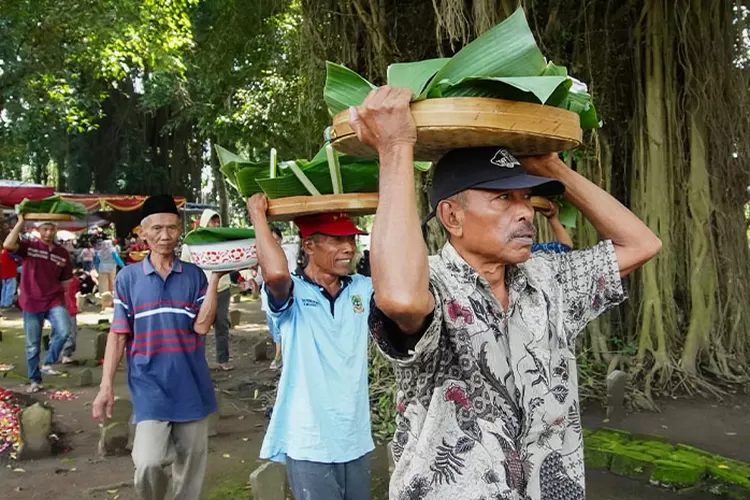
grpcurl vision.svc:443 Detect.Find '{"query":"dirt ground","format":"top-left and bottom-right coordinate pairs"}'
top-left (1, 296), bottom-right (748, 500)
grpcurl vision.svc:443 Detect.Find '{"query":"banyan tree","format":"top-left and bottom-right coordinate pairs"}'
top-left (299, 0), bottom-right (750, 404)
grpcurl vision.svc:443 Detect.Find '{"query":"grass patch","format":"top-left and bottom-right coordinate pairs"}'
top-left (203, 476), bottom-right (252, 500)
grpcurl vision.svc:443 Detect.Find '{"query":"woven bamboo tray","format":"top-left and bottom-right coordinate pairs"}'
top-left (267, 193), bottom-right (378, 221)
top-left (329, 97), bottom-right (582, 161)
top-left (23, 213), bottom-right (75, 221)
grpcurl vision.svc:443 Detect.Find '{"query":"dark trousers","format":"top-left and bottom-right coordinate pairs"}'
top-left (286, 453), bottom-right (371, 500)
top-left (214, 289), bottom-right (231, 363)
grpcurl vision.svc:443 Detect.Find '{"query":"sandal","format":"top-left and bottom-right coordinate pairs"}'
top-left (61, 356), bottom-right (74, 365)
top-left (26, 382), bottom-right (43, 393)
top-left (218, 363), bottom-right (234, 371)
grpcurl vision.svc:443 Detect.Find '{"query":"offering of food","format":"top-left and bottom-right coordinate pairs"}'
top-left (183, 227), bottom-right (257, 271)
top-left (324, 8), bottom-right (597, 160)
top-left (16, 195), bottom-right (88, 221)
top-left (217, 143), bottom-right (429, 219)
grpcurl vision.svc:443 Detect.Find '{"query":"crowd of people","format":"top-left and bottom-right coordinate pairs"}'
top-left (1, 93), bottom-right (661, 500)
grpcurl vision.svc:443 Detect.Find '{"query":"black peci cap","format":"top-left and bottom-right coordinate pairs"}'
top-left (141, 194), bottom-right (179, 220)
top-left (425, 147), bottom-right (565, 221)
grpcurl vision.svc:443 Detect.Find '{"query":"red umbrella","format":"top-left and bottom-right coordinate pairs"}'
top-left (0, 180), bottom-right (55, 208)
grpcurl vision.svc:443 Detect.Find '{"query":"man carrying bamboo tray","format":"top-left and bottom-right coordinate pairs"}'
top-left (247, 194), bottom-right (373, 500)
top-left (350, 87), bottom-right (661, 499)
top-left (3, 214), bottom-right (72, 392)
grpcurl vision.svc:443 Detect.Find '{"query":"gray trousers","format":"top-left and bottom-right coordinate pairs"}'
top-left (286, 453), bottom-right (371, 500)
top-left (132, 419), bottom-right (208, 500)
top-left (215, 289), bottom-right (231, 363)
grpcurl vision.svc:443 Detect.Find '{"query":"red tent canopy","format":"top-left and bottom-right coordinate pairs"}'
top-left (0, 180), bottom-right (55, 208)
top-left (59, 194), bottom-right (187, 213)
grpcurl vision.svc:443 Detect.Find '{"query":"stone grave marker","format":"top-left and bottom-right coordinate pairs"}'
top-left (229, 309), bottom-right (242, 328)
top-left (249, 462), bottom-right (288, 500)
top-left (18, 403), bottom-right (53, 459)
top-left (95, 332), bottom-right (108, 361)
top-left (606, 370), bottom-right (628, 421)
top-left (77, 368), bottom-right (94, 387)
top-left (98, 398), bottom-right (134, 456)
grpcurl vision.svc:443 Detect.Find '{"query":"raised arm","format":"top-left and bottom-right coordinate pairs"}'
top-left (540, 203), bottom-right (574, 248)
top-left (193, 273), bottom-right (223, 335)
top-left (523, 154), bottom-right (661, 276)
top-left (349, 86), bottom-right (434, 334)
top-left (3, 214), bottom-right (24, 252)
top-left (246, 194), bottom-right (292, 303)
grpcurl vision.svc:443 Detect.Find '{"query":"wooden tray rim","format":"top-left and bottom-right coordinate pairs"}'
top-left (267, 193), bottom-right (378, 221)
top-left (23, 212), bottom-right (76, 221)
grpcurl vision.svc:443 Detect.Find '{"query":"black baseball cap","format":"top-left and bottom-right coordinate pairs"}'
top-left (425, 147), bottom-right (565, 221)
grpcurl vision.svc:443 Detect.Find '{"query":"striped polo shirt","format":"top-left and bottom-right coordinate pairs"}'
top-left (112, 255), bottom-right (217, 423)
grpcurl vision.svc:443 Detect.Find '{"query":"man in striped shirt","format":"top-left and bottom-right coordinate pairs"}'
top-left (92, 195), bottom-right (223, 500)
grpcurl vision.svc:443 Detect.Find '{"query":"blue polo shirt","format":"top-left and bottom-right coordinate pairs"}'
top-left (260, 271), bottom-right (374, 463)
top-left (112, 255), bottom-right (217, 423)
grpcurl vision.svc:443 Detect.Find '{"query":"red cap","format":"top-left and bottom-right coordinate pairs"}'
top-left (294, 212), bottom-right (368, 239)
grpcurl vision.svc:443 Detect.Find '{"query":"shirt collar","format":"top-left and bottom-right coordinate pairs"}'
top-left (294, 266), bottom-right (353, 288)
top-left (142, 253), bottom-right (183, 276)
top-left (440, 243), bottom-right (529, 294)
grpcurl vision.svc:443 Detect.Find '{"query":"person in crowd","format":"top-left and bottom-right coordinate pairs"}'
top-left (1, 247), bottom-right (18, 309)
top-left (80, 243), bottom-right (95, 272)
top-left (356, 249), bottom-right (371, 277)
top-left (92, 195), bottom-right (223, 500)
top-left (248, 195), bottom-right (373, 500)
top-left (3, 215), bottom-right (72, 392)
top-left (350, 87), bottom-right (661, 499)
top-left (255, 227), bottom-right (296, 370)
top-left (180, 209), bottom-right (233, 371)
top-left (531, 200), bottom-right (574, 254)
top-left (95, 238), bottom-right (125, 312)
top-left (59, 269), bottom-right (80, 364)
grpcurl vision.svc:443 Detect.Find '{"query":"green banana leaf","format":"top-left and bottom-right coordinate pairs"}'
top-left (184, 227), bottom-right (256, 245)
top-left (257, 160), bottom-right (380, 199)
top-left (324, 62), bottom-right (376, 115)
top-left (387, 58), bottom-right (450, 97)
top-left (557, 199), bottom-right (578, 229)
top-left (16, 195), bottom-right (88, 220)
top-left (322, 7), bottom-right (599, 130)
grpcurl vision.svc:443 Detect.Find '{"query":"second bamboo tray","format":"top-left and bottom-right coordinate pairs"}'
top-left (23, 213), bottom-right (75, 222)
top-left (329, 97), bottom-right (582, 161)
top-left (267, 193), bottom-right (378, 221)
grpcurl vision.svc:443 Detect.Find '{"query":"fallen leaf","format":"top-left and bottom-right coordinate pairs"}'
top-left (602, 419), bottom-right (610, 423)
top-left (241, 460), bottom-right (245, 464)
top-left (13, 468), bottom-right (25, 473)
top-left (114, 495), bottom-right (120, 500)
top-left (242, 437), bottom-right (249, 442)
top-left (106, 489), bottom-right (118, 494)
top-left (254, 389), bottom-right (259, 399)
top-left (222, 454), bottom-right (231, 458)
top-left (238, 416), bottom-right (245, 420)
top-left (725, 432), bottom-right (737, 436)
top-left (718, 464), bottom-right (730, 470)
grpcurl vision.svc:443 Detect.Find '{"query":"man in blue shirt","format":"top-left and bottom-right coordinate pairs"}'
top-left (247, 194), bottom-right (374, 500)
top-left (91, 195), bottom-right (223, 500)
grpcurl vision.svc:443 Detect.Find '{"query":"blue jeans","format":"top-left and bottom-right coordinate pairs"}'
top-left (1, 278), bottom-right (16, 307)
top-left (23, 306), bottom-right (71, 383)
top-left (286, 453), bottom-right (371, 500)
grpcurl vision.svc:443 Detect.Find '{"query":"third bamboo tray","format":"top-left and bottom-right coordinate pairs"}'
top-left (329, 97), bottom-right (582, 161)
top-left (267, 193), bottom-right (378, 221)
top-left (23, 213), bottom-right (75, 222)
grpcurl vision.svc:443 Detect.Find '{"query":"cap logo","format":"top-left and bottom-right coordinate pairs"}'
top-left (490, 149), bottom-right (520, 169)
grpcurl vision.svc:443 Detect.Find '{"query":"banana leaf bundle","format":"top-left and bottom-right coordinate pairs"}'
top-left (183, 227), bottom-right (256, 244)
top-left (218, 144), bottom-right (431, 199)
top-left (16, 195), bottom-right (88, 219)
top-left (324, 8), bottom-right (598, 130)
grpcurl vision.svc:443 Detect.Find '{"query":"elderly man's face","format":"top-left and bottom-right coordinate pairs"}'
top-left (448, 188), bottom-right (536, 265)
top-left (304, 234), bottom-right (356, 277)
top-left (140, 213), bottom-right (180, 255)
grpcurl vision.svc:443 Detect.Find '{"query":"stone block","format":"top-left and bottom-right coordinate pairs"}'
top-left (76, 294), bottom-right (87, 312)
top-left (232, 293), bottom-right (241, 304)
top-left (249, 462), bottom-right (288, 500)
top-left (18, 403), bottom-right (54, 459)
top-left (99, 422), bottom-right (129, 456)
top-left (98, 398), bottom-right (134, 456)
top-left (650, 460), bottom-right (705, 488)
top-left (229, 309), bottom-right (242, 328)
top-left (606, 370), bottom-right (628, 421)
top-left (610, 450), bottom-right (655, 480)
top-left (208, 389), bottom-right (221, 438)
top-left (95, 332), bottom-right (108, 360)
top-left (77, 368), bottom-right (94, 387)
top-left (100, 292), bottom-right (113, 308)
top-left (253, 340), bottom-right (269, 361)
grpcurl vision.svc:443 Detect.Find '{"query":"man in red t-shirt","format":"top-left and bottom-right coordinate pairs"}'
top-left (3, 214), bottom-right (73, 392)
top-left (1, 247), bottom-right (18, 308)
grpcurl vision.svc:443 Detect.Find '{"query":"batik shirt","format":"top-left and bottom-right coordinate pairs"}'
top-left (370, 241), bottom-right (625, 500)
